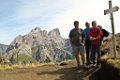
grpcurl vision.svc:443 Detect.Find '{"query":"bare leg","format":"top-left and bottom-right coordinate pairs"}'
top-left (75, 55), bottom-right (80, 67)
top-left (81, 54), bottom-right (85, 65)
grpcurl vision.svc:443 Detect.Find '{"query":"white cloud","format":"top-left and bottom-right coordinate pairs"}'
top-left (45, 0), bottom-right (120, 38)
top-left (8, 0), bottom-right (120, 38)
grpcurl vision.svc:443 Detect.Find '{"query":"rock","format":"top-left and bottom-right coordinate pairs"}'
top-left (60, 61), bottom-right (68, 66)
top-left (6, 27), bottom-right (73, 63)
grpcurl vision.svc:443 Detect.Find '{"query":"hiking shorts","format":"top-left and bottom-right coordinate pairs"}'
top-left (71, 44), bottom-right (85, 56)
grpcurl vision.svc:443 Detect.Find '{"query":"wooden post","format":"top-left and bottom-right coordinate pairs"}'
top-left (109, 0), bottom-right (117, 58)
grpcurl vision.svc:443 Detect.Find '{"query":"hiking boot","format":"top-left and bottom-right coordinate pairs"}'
top-left (92, 63), bottom-right (96, 67)
top-left (86, 64), bottom-right (91, 69)
top-left (96, 62), bottom-right (101, 68)
top-left (81, 64), bottom-right (87, 69)
top-left (76, 67), bottom-right (81, 70)
top-left (86, 63), bottom-right (90, 66)
top-left (76, 63), bottom-right (81, 70)
top-left (97, 60), bottom-right (101, 65)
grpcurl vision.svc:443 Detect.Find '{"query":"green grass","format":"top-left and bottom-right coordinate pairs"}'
top-left (14, 54), bottom-right (37, 64)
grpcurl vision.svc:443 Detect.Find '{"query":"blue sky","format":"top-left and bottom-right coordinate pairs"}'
top-left (0, 0), bottom-right (120, 45)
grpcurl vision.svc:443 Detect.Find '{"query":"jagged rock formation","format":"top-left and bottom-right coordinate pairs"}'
top-left (6, 27), bottom-right (73, 63)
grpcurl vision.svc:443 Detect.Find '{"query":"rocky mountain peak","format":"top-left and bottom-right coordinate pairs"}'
top-left (30, 27), bottom-right (41, 32)
top-left (10, 35), bottom-right (23, 47)
top-left (6, 27), bottom-right (72, 63)
top-left (48, 28), bottom-right (60, 37)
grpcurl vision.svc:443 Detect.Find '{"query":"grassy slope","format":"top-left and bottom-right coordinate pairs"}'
top-left (101, 37), bottom-right (120, 69)
top-left (14, 54), bottom-right (37, 63)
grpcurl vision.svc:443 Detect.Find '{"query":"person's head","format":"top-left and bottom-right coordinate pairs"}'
top-left (74, 21), bottom-right (79, 29)
top-left (85, 22), bottom-right (90, 28)
top-left (98, 25), bottom-right (102, 29)
top-left (92, 21), bottom-right (97, 28)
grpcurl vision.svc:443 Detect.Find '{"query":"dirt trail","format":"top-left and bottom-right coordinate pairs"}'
top-left (0, 60), bottom-right (105, 80)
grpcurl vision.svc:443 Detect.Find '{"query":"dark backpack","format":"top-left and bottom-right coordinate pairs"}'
top-left (102, 29), bottom-right (109, 37)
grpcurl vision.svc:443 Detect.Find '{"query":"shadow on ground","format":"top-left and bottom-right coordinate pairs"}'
top-left (37, 65), bottom-right (100, 80)
top-left (89, 66), bottom-right (116, 80)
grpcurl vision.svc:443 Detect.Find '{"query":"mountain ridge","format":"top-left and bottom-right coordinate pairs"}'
top-left (6, 27), bottom-right (73, 63)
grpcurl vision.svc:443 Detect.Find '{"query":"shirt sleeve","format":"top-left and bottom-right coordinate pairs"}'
top-left (80, 29), bottom-right (84, 43)
top-left (96, 28), bottom-right (102, 39)
top-left (89, 29), bottom-right (92, 37)
top-left (81, 29), bottom-right (84, 38)
top-left (69, 30), bottom-right (73, 39)
top-left (99, 28), bottom-right (103, 37)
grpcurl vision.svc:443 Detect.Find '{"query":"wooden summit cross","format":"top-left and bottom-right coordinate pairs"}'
top-left (104, 0), bottom-right (119, 58)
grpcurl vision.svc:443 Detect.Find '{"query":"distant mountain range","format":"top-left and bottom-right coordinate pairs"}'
top-left (0, 43), bottom-right (9, 56)
top-left (5, 27), bottom-right (73, 63)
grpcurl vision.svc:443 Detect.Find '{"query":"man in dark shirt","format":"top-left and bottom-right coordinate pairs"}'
top-left (69, 21), bottom-right (85, 69)
top-left (98, 25), bottom-right (109, 46)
